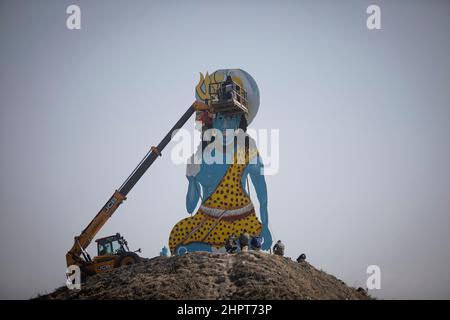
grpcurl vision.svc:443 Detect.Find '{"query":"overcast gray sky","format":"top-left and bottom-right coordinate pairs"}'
top-left (1, 0), bottom-right (450, 299)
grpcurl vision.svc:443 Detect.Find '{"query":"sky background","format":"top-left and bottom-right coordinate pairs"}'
top-left (1, 0), bottom-right (450, 299)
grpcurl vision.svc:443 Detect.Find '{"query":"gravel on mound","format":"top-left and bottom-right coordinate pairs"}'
top-left (37, 251), bottom-right (370, 300)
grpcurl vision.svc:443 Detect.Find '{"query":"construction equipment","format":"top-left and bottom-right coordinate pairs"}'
top-left (65, 77), bottom-right (249, 277)
top-left (94, 233), bottom-right (141, 269)
top-left (65, 100), bottom-right (209, 277)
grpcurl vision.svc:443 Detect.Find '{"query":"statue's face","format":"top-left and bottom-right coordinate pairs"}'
top-left (212, 113), bottom-right (242, 146)
top-left (195, 69), bottom-right (259, 125)
top-left (213, 113), bottom-right (241, 131)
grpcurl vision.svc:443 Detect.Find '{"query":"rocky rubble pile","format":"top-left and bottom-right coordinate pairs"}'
top-left (38, 251), bottom-right (370, 300)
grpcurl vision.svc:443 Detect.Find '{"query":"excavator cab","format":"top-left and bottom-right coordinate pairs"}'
top-left (96, 233), bottom-right (129, 256)
top-left (83, 233), bottom-right (141, 275)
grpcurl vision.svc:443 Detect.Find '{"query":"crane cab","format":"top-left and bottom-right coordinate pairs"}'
top-left (96, 233), bottom-right (129, 256)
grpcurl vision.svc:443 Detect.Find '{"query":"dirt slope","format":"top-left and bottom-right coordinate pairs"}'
top-left (38, 251), bottom-right (370, 300)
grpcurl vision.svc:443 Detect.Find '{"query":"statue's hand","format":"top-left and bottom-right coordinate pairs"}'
top-left (261, 225), bottom-right (273, 251)
top-left (186, 163), bottom-right (200, 177)
top-left (186, 175), bottom-right (201, 214)
top-left (186, 146), bottom-right (202, 177)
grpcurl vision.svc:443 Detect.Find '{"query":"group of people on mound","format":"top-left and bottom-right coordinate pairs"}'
top-left (224, 234), bottom-right (306, 263)
top-left (225, 233), bottom-right (284, 255)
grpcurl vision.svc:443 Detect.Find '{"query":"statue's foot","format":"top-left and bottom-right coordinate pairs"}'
top-left (175, 242), bottom-right (213, 255)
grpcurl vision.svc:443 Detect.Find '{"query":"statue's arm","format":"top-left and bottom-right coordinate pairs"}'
top-left (244, 155), bottom-right (272, 249)
top-left (247, 156), bottom-right (268, 226)
top-left (186, 175), bottom-right (201, 214)
top-left (186, 152), bottom-right (202, 213)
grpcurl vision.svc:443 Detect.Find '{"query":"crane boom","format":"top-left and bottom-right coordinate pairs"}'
top-left (66, 102), bottom-right (204, 267)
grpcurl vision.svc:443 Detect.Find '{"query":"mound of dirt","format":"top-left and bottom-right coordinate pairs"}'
top-left (38, 251), bottom-right (370, 300)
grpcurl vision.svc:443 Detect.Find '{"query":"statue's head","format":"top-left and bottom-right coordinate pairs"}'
top-left (195, 69), bottom-right (260, 127)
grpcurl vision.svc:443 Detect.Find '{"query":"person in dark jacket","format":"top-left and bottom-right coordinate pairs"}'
top-left (250, 236), bottom-right (262, 251)
top-left (239, 233), bottom-right (250, 252)
top-left (225, 235), bottom-right (238, 253)
top-left (297, 253), bottom-right (306, 263)
top-left (273, 240), bottom-right (285, 256)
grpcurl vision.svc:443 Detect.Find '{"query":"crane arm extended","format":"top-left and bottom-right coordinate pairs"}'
top-left (66, 102), bottom-right (208, 267)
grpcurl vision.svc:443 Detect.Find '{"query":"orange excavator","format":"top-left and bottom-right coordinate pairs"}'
top-left (66, 101), bottom-right (209, 277)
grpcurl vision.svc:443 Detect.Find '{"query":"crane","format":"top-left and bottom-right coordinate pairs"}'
top-left (65, 101), bottom-right (209, 277)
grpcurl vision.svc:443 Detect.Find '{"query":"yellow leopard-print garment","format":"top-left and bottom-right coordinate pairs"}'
top-left (169, 147), bottom-right (262, 254)
top-left (169, 211), bottom-right (261, 253)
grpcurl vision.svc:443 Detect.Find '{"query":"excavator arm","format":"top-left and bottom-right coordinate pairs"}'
top-left (66, 101), bottom-right (208, 267)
